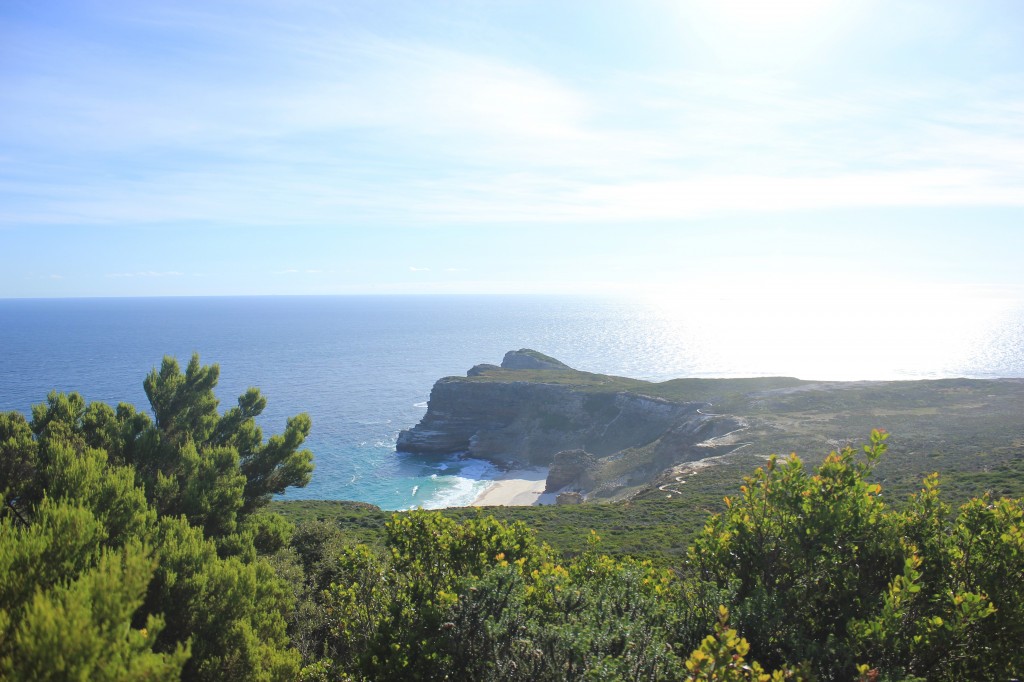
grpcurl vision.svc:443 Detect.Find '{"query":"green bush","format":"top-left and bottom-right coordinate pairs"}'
top-left (0, 354), bottom-right (313, 681)
top-left (688, 430), bottom-right (1024, 680)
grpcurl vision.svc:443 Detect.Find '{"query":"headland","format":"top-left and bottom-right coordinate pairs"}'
top-left (398, 349), bottom-right (1024, 506)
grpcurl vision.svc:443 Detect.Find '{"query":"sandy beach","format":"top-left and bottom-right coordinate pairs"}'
top-left (472, 467), bottom-right (556, 506)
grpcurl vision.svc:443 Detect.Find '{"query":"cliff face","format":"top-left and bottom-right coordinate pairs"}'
top-left (396, 351), bottom-right (747, 498)
top-left (397, 378), bottom-right (697, 464)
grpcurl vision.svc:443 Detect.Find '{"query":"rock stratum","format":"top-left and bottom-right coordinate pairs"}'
top-left (398, 350), bottom-right (1024, 503)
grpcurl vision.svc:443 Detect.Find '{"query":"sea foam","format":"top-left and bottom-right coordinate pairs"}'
top-left (419, 457), bottom-right (498, 509)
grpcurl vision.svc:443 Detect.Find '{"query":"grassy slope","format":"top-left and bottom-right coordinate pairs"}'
top-left (273, 373), bottom-right (1024, 565)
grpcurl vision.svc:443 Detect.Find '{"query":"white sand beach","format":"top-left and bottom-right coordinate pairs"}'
top-left (472, 467), bottom-right (557, 507)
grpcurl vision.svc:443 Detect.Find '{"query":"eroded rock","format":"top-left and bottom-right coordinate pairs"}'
top-left (545, 449), bottom-right (596, 492)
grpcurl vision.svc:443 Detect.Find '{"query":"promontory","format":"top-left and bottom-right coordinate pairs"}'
top-left (397, 349), bottom-right (1024, 503)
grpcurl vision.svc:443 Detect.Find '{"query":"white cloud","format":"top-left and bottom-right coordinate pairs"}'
top-left (409, 266), bottom-right (431, 272)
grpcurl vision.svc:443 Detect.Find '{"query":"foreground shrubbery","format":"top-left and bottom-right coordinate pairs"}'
top-left (691, 430), bottom-right (1023, 680)
top-left (280, 431), bottom-right (1022, 681)
top-left (1, 355), bottom-right (312, 681)
top-left (284, 512), bottom-right (730, 680)
top-left (2, 359), bottom-right (1022, 680)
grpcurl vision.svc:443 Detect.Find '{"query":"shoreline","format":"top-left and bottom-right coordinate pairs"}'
top-left (471, 466), bottom-right (556, 507)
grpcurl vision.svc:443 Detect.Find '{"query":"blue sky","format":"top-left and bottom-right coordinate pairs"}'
top-left (2, 0), bottom-right (1023, 298)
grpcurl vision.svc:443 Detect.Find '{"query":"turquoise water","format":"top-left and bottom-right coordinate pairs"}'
top-left (2, 294), bottom-right (1023, 509)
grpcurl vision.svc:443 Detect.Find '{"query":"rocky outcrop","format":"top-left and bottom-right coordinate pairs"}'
top-left (545, 449), bottom-right (596, 492)
top-left (556, 491), bottom-right (584, 505)
top-left (467, 363), bottom-right (500, 377)
top-left (500, 349), bottom-right (572, 371)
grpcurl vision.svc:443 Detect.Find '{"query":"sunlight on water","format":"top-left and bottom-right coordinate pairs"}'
top-left (636, 280), bottom-right (1024, 380)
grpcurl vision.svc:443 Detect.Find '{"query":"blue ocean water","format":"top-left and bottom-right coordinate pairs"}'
top-left (2, 294), bottom-right (1023, 510)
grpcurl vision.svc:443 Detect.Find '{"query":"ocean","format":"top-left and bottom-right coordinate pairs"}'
top-left (2, 294), bottom-right (1023, 510)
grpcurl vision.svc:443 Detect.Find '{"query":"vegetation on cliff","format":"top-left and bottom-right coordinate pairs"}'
top-left (2, 358), bottom-right (1023, 680)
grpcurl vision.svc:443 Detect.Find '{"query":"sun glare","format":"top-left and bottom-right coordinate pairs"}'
top-left (635, 276), bottom-right (1015, 380)
top-left (683, 0), bottom-right (854, 69)
top-left (713, 0), bottom-right (835, 27)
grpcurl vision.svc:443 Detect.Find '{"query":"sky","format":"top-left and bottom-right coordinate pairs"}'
top-left (2, 0), bottom-right (1023, 299)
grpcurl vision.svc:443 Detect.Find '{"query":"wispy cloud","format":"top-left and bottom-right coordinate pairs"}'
top-left (2, 1), bottom-right (1023, 233)
top-left (105, 271), bottom-right (184, 278)
top-left (409, 266), bottom-right (431, 272)
top-left (273, 268), bottom-right (332, 275)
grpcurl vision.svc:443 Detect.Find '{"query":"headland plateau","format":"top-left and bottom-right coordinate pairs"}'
top-left (397, 349), bottom-right (1024, 506)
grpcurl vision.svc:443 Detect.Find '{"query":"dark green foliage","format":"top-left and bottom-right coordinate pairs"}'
top-left (152, 440), bottom-right (246, 537)
top-left (689, 430), bottom-right (1024, 680)
top-left (0, 497), bottom-right (107, 615)
top-left (289, 519), bottom-right (350, 584)
top-left (243, 511), bottom-right (296, 555)
top-left (503, 547), bottom-right (710, 681)
top-left (0, 410), bottom-right (39, 520)
top-left (30, 390), bottom-right (89, 445)
top-left (0, 354), bottom-right (312, 681)
top-left (690, 431), bottom-right (900, 673)
top-left (142, 354), bottom-right (314, 519)
top-left (41, 441), bottom-right (155, 548)
top-left (4, 353), bottom-right (313, 539)
top-left (850, 481), bottom-right (1024, 680)
top-left (314, 511), bottom-right (550, 679)
top-left (0, 499), bottom-right (189, 681)
top-left (280, 432), bottom-right (1022, 681)
top-left (240, 412), bottom-right (314, 515)
top-left (144, 354), bottom-right (220, 447)
top-left (293, 511), bottom-right (722, 681)
top-left (681, 607), bottom-right (808, 681)
top-left (272, 495), bottom-right (718, 567)
top-left (145, 516), bottom-right (300, 681)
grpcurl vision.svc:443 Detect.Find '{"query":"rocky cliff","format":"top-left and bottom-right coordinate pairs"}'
top-left (396, 351), bottom-right (745, 499)
top-left (397, 358), bottom-right (1024, 504)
